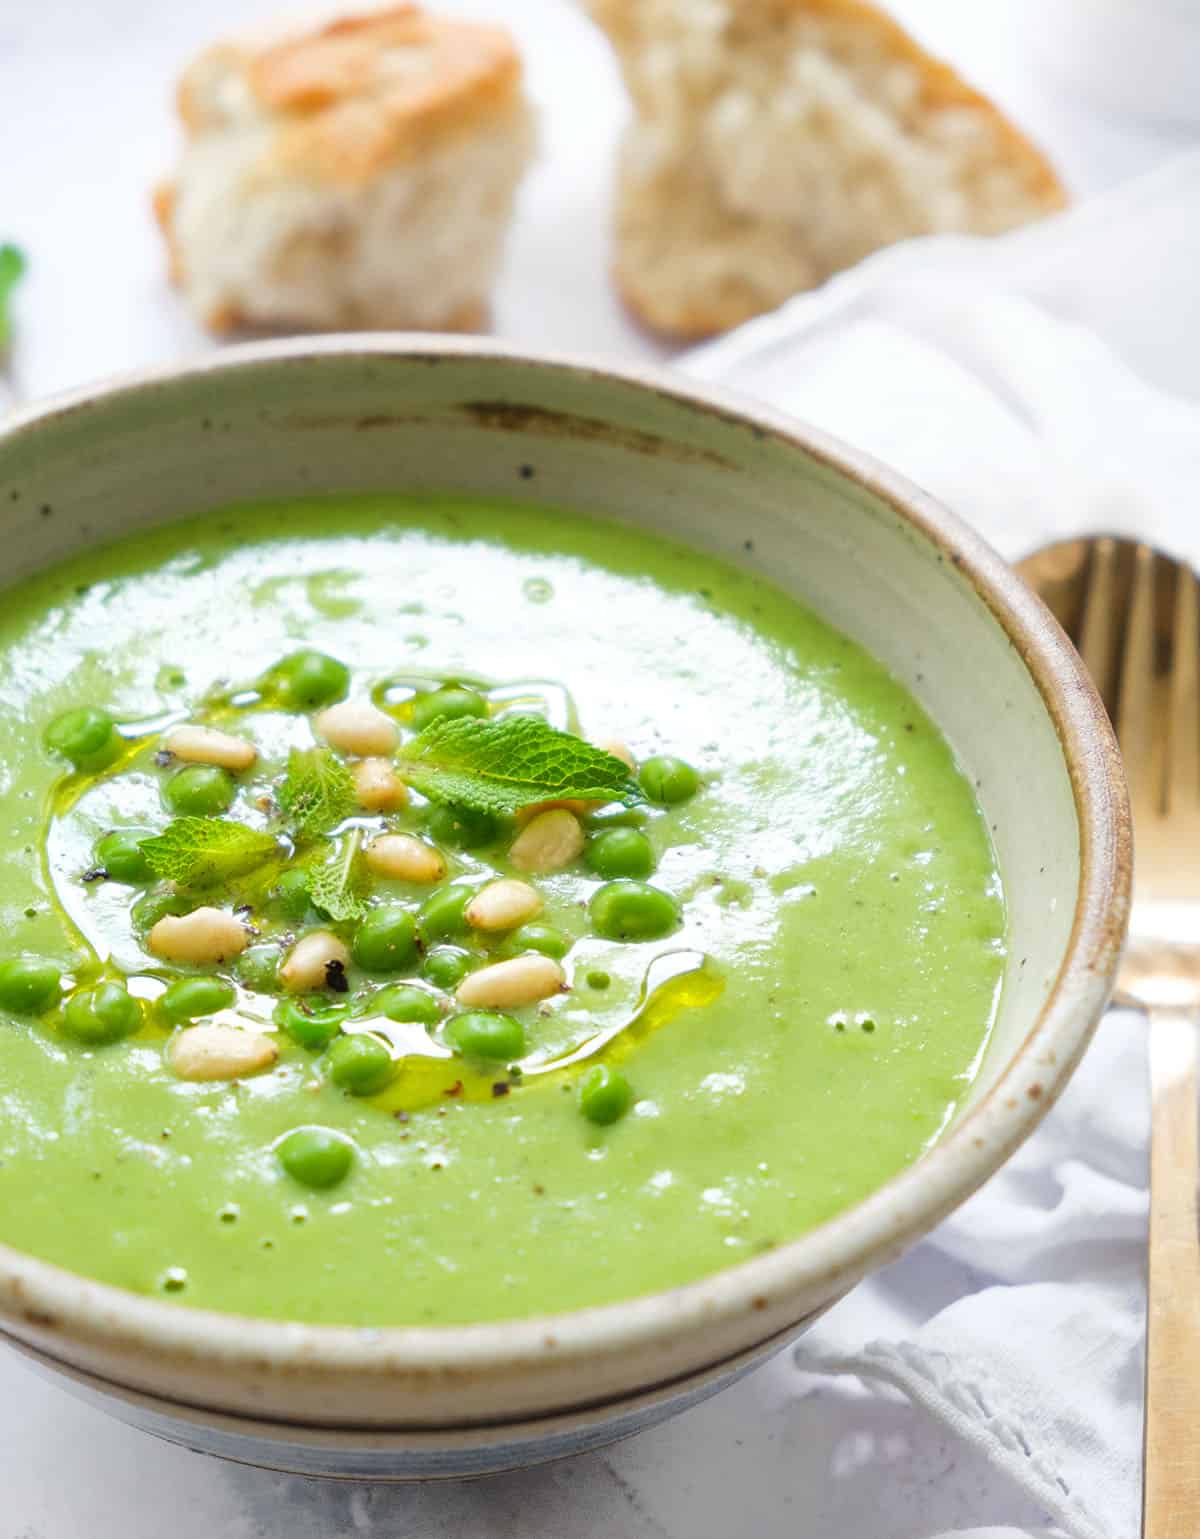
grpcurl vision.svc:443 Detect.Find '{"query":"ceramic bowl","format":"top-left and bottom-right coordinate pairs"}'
top-left (0, 338), bottom-right (1130, 1478)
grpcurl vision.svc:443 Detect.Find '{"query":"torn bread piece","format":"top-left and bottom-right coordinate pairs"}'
top-left (587, 0), bottom-right (1065, 339)
top-left (156, 5), bottom-right (536, 334)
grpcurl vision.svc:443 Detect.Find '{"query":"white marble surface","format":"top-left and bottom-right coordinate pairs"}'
top-left (2, 3), bottom-right (1196, 1535)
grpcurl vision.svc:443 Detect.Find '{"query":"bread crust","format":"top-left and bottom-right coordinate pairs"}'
top-left (590, 0), bottom-right (1066, 339)
top-left (178, 6), bottom-right (523, 187)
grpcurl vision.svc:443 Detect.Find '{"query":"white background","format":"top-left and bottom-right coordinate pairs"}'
top-left (2, 3), bottom-right (1196, 1535)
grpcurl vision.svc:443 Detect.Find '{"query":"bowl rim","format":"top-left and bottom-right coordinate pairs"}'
top-left (0, 334), bottom-right (1131, 1386)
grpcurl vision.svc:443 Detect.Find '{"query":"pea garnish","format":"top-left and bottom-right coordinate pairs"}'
top-left (163, 764), bottom-right (235, 817)
top-left (422, 946), bottom-right (474, 990)
top-left (446, 1009), bottom-right (526, 1062)
top-left (0, 958), bottom-right (63, 1015)
top-left (276, 1126), bottom-right (355, 1189)
top-left (364, 984), bottom-right (442, 1026)
top-left (409, 686), bottom-right (487, 733)
top-left (269, 650), bottom-right (350, 710)
top-left (578, 1064), bottom-right (633, 1125)
top-left (325, 1033), bottom-right (395, 1095)
top-left (586, 827), bottom-right (655, 880)
top-left (638, 755), bottom-right (700, 805)
top-left (274, 997), bottom-right (347, 1050)
top-left (61, 982), bottom-right (142, 1044)
top-left (351, 905), bottom-right (419, 974)
top-left (500, 923), bottom-right (569, 960)
top-left (418, 884), bottom-right (473, 941)
top-left (44, 707), bottom-right (118, 771)
top-left (159, 976), bottom-right (235, 1025)
top-left (94, 830), bottom-right (153, 885)
top-left (590, 880), bottom-right (680, 942)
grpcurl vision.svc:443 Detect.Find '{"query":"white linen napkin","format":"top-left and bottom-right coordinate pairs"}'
top-left (678, 151), bottom-right (1200, 1539)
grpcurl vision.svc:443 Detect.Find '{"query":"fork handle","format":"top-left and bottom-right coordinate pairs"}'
top-left (1144, 1007), bottom-right (1200, 1534)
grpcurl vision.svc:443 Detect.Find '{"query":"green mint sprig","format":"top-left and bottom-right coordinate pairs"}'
top-left (396, 715), bottom-right (641, 816)
top-left (0, 245), bottom-right (26, 351)
top-left (279, 747), bottom-right (356, 837)
top-left (308, 830), bottom-right (368, 923)
top-left (139, 818), bottom-right (278, 888)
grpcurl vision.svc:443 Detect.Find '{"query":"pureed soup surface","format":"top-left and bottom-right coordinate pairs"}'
top-left (0, 495), bottom-right (1005, 1326)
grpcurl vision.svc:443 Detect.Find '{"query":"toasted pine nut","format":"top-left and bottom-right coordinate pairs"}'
top-left (169, 1023), bottom-right (278, 1081)
top-left (365, 834), bottom-right (446, 884)
top-left (510, 808), bottom-right (585, 874)
top-left (315, 701), bottom-right (398, 757)
top-left (594, 737), bottom-right (635, 770)
top-left (352, 757), bottom-right (409, 812)
top-left (148, 907), bottom-right (248, 964)
top-left (464, 878), bottom-right (542, 932)
top-left (457, 954), bottom-right (565, 1009)
top-left (280, 930), bottom-right (351, 993)
top-left (164, 725), bottom-right (257, 772)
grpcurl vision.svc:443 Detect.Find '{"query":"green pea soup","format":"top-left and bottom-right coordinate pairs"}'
top-left (0, 494), bottom-right (1005, 1326)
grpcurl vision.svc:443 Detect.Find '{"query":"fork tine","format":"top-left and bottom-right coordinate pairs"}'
top-left (1168, 565), bottom-right (1200, 811)
top-left (1118, 543), bottom-right (1162, 820)
top-left (1077, 537), bottom-right (1120, 708)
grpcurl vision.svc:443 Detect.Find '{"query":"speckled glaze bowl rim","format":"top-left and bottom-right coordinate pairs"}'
top-left (0, 335), bottom-right (1131, 1400)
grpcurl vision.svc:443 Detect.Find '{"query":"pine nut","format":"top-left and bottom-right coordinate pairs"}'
top-left (280, 930), bottom-right (351, 993)
top-left (510, 808), bottom-right (585, 873)
top-left (365, 834), bottom-right (446, 884)
top-left (315, 701), bottom-right (398, 757)
top-left (594, 737), bottom-right (635, 770)
top-left (163, 725), bottom-right (257, 772)
top-left (148, 907), bottom-right (248, 964)
top-left (169, 1023), bottom-right (278, 1081)
top-left (456, 954), bottom-right (565, 1009)
top-left (464, 878), bottom-right (542, 932)
top-left (352, 757), bottom-right (409, 812)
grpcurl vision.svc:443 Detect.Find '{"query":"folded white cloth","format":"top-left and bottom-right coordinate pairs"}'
top-left (678, 151), bottom-right (1200, 1539)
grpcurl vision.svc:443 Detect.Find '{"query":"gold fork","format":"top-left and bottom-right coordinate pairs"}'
top-left (1020, 537), bottom-right (1200, 1535)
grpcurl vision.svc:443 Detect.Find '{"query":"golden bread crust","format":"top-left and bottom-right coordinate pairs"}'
top-left (177, 6), bottom-right (523, 185)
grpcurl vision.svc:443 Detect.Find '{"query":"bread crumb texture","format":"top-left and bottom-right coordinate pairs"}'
top-left (587, 0), bottom-right (1065, 338)
top-left (157, 4), bottom-right (535, 334)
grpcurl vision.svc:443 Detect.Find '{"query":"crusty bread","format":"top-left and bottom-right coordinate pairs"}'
top-left (156, 5), bottom-right (535, 334)
top-left (587, 0), bottom-right (1066, 339)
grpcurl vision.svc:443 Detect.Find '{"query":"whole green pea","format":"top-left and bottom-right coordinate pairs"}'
top-left (43, 707), bottom-right (119, 772)
top-left (410, 687), bottom-right (488, 733)
top-left (236, 944), bottom-right (281, 993)
top-left (61, 982), bottom-right (142, 1044)
top-left (271, 868), bottom-right (311, 922)
top-left (131, 887), bottom-right (192, 933)
top-left (270, 650), bottom-right (350, 710)
top-left (590, 880), bottom-right (680, 942)
top-left (365, 984), bottom-right (442, 1026)
top-left (587, 827), bottom-right (655, 880)
top-left (500, 923), bottom-right (569, 960)
top-left (94, 830), bottom-right (153, 884)
top-left (163, 764), bottom-right (235, 817)
top-left (275, 997), bottom-right (348, 1050)
top-left (579, 1064), bottom-right (634, 1125)
top-left (276, 1126), bottom-right (355, 1189)
top-left (418, 884), bottom-right (472, 941)
top-left (160, 976), bottom-right (235, 1025)
top-left (638, 755), bottom-right (700, 805)
top-left (446, 1009), bottom-right (526, 1062)
top-left (422, 945), bottom-right (473, 990)
top-left (427, 803), bottom-right (500, 849)
top-left (325, 1032), bottom-right (395, 1095)
top-left (0, 958), bottom-right (63, 1015)
top-left (351, 904), bottom-right (419, 973)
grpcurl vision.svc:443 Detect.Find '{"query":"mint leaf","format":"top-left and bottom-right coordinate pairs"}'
top-left (308, 830), bottom-right (368, 923)
top-left (139, 818), bottom-right (278, 889)
top-left (396, 715), bottom-right (642, 815)
top-left (279, 747), bottom-right (356, 838)
top-left (0, 244), bottom-right (25, 350)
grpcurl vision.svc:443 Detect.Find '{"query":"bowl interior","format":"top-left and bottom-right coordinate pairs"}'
top-left (1, 341), bottom-right (1080, 1111)
top-left (0, 339), bottom-right (1125, 1426)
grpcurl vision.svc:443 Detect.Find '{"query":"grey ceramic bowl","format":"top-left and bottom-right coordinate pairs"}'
top-left (0, 338), bottom-right (1130, 1478)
